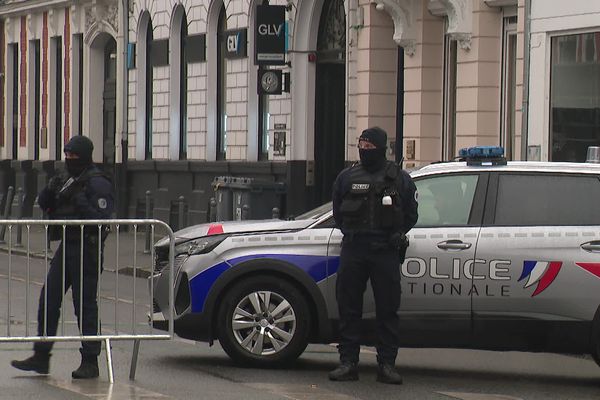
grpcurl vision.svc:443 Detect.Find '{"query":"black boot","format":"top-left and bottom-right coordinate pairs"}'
top-left (72, 356), bottom-right (99, 379)
top-left (11, 353), bottom-right (50, 374)
top-left (376, 363), bottom-right (403, 385)
top-left (328, 362), bottom-right (359, 381)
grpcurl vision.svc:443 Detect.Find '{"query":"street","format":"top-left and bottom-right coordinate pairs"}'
top-left (0, 251), bottom-right (599, 400)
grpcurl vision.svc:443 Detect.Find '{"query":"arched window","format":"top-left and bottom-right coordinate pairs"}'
top-left (145, 18), bottom-right (153, 159)
top-left (216, 5), bottom-right (227, 160)
top-left (179, 13), bottom-right (188, 160)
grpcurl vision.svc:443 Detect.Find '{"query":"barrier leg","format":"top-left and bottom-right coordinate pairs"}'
top-left (129, 339), bottom-right (141, 381)
top-left (105, 338), bottom-right (114, 384)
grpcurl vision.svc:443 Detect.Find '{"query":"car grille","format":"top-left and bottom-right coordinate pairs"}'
top-left (154, 252), bottom-right (187, 273)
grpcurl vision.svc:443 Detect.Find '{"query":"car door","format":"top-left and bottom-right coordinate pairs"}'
top-left (327, 172), bottom-right (488, 336)
top-left (473, 172), bottom-right (600, 350)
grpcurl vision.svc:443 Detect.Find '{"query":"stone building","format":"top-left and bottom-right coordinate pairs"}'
top-left (4, 0), bottom-right (590, 224)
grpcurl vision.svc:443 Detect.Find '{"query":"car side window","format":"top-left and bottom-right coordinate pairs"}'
top-left (414, 174), bottom-right (479, 227)
top-left (494, 174), bottom-right (600, 226)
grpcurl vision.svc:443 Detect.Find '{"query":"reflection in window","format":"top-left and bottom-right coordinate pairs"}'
top-left (414, 174), bottom-right (478, 227)
top-left (551, 32), bottom-right (600, 162)
top-left (495, 174), bottom-right (600, 226)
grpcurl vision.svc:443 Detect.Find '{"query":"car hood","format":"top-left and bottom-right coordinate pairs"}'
top-left (155, 219), bottom-right (316, 247)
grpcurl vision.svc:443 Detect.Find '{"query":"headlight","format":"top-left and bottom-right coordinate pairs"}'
top-left (174, 235), bottom-right (228, 256)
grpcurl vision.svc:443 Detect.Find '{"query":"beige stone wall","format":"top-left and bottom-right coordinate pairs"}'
top-left (455, 1), bottom-right (501, 151)
top-left (404, 1), bottom-right (444, 166)
top-left (354, 1), bottom-right (398, 161)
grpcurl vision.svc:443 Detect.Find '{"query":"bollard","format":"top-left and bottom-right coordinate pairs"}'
top-left (209, 197), bottom-right (217, 222)
top-left (272, 207), bottom-right (280, 219)
top-left (178, 196), bottom-right (186, 231)
top-left (0, 186), bottom-right (15, 243)
top-left (14, 187), bottom-right (24, 248)
top-left (241, 204), bottom-right (250, 221)
top-left (144, 190), bottom-right (152, 254)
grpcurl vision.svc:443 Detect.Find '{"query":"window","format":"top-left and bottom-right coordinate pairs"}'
top-left (32, 39), bottom-right (41, 160)
top-left (179, 13), bottom-right (188, 160)
top-left (216, 6), bottom-right (227, 160)
top-left (53, 36), bottom-right (62, 160)
top-left (145, 21), bottom-right (153, 160)
top-left (501, 17), bottom-right (517, 160)
top-left (415, 174), bottom-right (479, 227)
top-left (494, 174), bottom-right (600, 225)
top-left (442, 35), bottom-right (457, 161)
top-left (550, 32), bottom-right (600, 162)
top-left (10, 43), bottom-right (19, 159)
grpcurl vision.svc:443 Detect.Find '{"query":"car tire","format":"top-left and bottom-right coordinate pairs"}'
top-left (217, 275), bottom-right (310, 367)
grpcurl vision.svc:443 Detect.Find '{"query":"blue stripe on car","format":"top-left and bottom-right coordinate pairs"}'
top-left (188, 254), bottom-right (339, 312)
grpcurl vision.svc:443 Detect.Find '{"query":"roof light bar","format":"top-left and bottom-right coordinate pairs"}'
top-left (458, 146), bottom-right (507, 166)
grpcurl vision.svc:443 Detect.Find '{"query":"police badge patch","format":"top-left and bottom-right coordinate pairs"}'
top-left (98, 198), bottom-right (108, 209)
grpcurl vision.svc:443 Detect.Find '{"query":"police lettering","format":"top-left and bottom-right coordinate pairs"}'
top-left (402, 257), bottom-right (511, 281)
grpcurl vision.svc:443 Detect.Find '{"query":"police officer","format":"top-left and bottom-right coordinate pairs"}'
top-left (329, 127), bottom-right (418, 384)
top-left (11, 135), bottom-right (114, 379)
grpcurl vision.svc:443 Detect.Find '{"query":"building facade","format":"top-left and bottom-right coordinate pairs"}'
top-left (527, 0), bottom-right (600, 163)
top-left (2, 0), bottom-right (589, 224)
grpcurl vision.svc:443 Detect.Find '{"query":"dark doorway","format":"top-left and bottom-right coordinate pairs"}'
top-left (103, 38), bottom-right (117, 178)
top-left (395, 47), bottom-right (404, 164)
top-left (314, 0), bottom-right (346, 206)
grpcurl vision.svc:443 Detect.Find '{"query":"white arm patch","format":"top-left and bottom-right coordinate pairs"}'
top-left (98, 198), bottom-right (108, 209)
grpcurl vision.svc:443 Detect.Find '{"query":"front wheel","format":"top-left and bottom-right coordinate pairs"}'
top-left (217, 275), bottom-right (310, 367)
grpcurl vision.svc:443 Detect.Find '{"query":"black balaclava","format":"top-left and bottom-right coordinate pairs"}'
top-left (64, 135), bottom-right (94, 177)
top-left (359, 127), bottom-right (387, 172)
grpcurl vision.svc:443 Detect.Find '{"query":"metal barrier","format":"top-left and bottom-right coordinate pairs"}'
top-left (0, 219), bottom-right (175, 383)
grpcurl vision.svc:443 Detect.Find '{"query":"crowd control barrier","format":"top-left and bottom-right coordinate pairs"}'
top-left (0, 219), bottom-right (175, 383)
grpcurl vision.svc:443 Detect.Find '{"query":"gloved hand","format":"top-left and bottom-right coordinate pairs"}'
top-left (389, 232), bottom-right (408, 250)
top-left (47, 176), bottom-right (64, 193)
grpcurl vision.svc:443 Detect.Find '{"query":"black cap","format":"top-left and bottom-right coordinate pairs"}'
top-left (64, 135), bottom-right (94, 162)
top-left (359, 127), bottom-right (387, 149)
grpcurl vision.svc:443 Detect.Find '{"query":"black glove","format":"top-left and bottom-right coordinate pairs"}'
top-left (389, 232), bottom-right (408, 249)
top-left (47, 176), bottom-right (64, 193)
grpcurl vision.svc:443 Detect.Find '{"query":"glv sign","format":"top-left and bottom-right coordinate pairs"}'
top-left (225, 29), bottom-right (247, 59)
top-left (255, 5), bottom-right (286, 65)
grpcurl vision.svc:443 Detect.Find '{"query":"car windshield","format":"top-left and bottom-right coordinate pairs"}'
top-left (294, 202), bottom-right (332, 220)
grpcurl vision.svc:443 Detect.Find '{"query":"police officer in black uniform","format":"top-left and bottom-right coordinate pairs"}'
top-left (11, 135), bottom-right (114, 379)
top-left (329, 127), bottom-right (418, 384)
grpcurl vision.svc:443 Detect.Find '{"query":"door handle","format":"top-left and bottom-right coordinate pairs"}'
top-left (581, 241), bottom-right (600, 252)
top-left (437, 240), bottom-right (472, 250)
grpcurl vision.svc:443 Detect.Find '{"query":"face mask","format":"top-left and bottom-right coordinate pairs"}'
top-left (65, 158), bottom-right (89, 177)
top-left (359, 148), bottom-right (386, 170)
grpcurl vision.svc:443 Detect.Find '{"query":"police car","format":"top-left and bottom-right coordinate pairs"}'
top-left (150, 146), bottom-right (600, 368)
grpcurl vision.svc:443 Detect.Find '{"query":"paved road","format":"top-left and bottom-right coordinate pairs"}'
top-left (0, 245), bottom-right (599, 399)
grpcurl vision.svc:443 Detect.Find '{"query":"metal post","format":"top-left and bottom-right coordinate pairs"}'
top-left (0, 186), bottom-right (15, 243)
top-left (241, 204), bottom-right (250, 220)
top-left (15, 188), bottom-right (24, 248)
top-left (105, 338), bottom-right (114, 384)
top-left (129, 339), bottom-right (141, 380)
top-left (209, 197), bottom-right (217, 222)
top-left (178, 196), bottom-right (186, 230)
top-left (272, 207), bottom-right (280, 219)
top-left (144, 191), bottom-right (152, 254)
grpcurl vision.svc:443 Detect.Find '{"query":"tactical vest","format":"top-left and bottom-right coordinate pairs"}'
top-left (339, 161), bottom-right (405, 236)
top-left (49, 167), bottom-right (111, 241)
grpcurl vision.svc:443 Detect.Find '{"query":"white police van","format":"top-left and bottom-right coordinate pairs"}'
top-left (151, 146), bottom-right (600, 368)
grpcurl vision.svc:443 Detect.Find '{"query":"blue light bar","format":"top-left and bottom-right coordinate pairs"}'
top-left (459, 146), bottom-right (505, 159)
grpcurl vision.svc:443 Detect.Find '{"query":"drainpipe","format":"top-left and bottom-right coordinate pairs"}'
top-left (120, 0), bottom-right (129, 217)
top-left (520, 0), bottom-right (531, 160)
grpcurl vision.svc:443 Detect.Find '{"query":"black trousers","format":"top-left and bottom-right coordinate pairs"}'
top-left (34, 239), bottom-right (104, 358)
top-left (336, 239), bottom-right (401, 365)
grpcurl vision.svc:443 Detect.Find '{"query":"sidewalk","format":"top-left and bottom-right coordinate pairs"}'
top-left (0, 224), bottom-right (165, 278)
